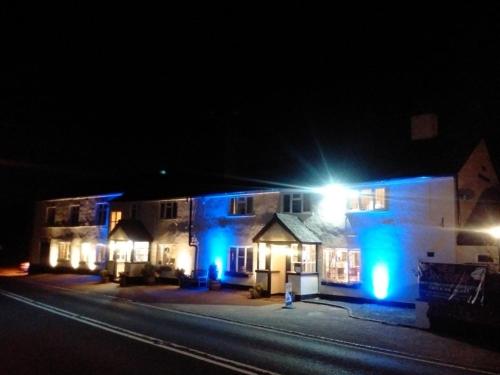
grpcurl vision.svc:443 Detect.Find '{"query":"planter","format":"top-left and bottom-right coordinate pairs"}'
top-left (208, 280), bottom-right (222, 291)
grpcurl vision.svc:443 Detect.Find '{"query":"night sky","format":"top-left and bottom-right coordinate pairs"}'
top-left (2, 3), bottom-right (500, 260)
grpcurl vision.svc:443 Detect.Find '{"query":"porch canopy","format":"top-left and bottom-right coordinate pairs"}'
top-left (253, 213), bottom-right (321, 294)
top-left (108, 219), bottom-right (152, 263)
top-left (253, 213), bottom-right (321, 244)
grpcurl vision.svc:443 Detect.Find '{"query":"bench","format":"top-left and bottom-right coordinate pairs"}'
top-left (191, 269), bottom-right (208, 287)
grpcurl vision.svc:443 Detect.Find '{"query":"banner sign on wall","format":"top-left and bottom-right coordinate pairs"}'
top-left (418, 262), bottom-right (486, 305)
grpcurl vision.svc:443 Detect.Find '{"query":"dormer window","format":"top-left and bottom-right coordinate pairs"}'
top-left (282, 193), bottom-right (311, 213)
top-left (229, 196), bottom-right (254, 216)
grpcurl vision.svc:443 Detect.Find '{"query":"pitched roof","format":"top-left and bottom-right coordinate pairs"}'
top-left (253, 213), bottom-right (321, 243)
top-left (108, 219), bottom-right (153, 242)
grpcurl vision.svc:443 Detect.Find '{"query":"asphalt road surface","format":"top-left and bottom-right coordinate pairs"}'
top-left (0, 277), bottom-right (496, 375)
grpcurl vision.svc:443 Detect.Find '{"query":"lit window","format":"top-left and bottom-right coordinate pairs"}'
top-left (132, 242), bottom-right (149, 262)
top-left (46, 207), bottom-right (56, 226)
top-left (95, 203), bottom-right (109, 226)
top-left (323, 248), bottom-right (360, 284)
top-left (347, 188), bottom-right (387, 212)
top-left (229, 246), bottom-right (253, 273)
top-left (110, 211), bottom-right (122, 232)
top-left (374, 188), bottom-right (386, 209)
top-left (229, 196), bottom-right (254, 215)
top-left (160, 201), bottom-right (177, 219)
top-left (69, 205), bottom-right (80, 226)
top-left (291, 244), bottom-right (317, 273)
top-left (58, 242), bottom-right (71, 261)
top-left (96, 244), bottom-right (107, 263)
top-left (282, 193), bottom-right (311, 213)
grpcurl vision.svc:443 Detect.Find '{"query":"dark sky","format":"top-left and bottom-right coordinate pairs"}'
top-left (2, 3), bottom-right (500, 259)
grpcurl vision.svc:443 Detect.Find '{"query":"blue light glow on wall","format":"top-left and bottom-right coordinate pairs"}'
top-left (349, 212), bottom-right (405, 301)
top-left (215, 257), bottom-right (223, 279)
top-left (372, 263), bottom-right (389, 299)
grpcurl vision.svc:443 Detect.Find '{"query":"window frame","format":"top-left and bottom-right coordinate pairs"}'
top-left (46, 206), bottom-right (56, 226)
top-left (229, 246), bottom-right (254, 273)
top-left (347, 187), bottom-right (387, 212)
top-left (323, 247), bottom-right (361, 285)
top-left (68, 205), bottom-right (80, 226)
top-left (95, 203), bottom-right (109, 226)
top-left (229, 196), bottom-right (254, 216)
top-left (282, 193), bottom-right (311, 214)
top-left (160, 201), bottom-right (178, 220)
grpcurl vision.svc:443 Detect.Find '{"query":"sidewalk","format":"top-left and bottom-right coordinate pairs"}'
top-left (303, 297), bottom-right (416, 327)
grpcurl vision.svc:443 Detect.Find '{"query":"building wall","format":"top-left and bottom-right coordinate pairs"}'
top-left (109, 198), bottom-right (193, 273)
top-left (31, 194), bottom-right (121, 270)
top-left (194, 191), bottom-right (280, 286)
top-left (319, 177), bottom-right (457, 303)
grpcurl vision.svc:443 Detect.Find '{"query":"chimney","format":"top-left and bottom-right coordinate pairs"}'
top-left (410, 113), bottom-right (438, 140)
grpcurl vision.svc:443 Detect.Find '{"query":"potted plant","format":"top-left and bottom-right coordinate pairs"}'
top-left (141, 262), bottom-right (157, 285)
top-left (99, 268), bottom-right (110, 283)
top-left (208, 264), bottom-right (221, 291)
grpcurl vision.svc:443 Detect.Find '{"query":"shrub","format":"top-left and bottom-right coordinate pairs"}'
top-left (208, 264), bottom-right (219, 281)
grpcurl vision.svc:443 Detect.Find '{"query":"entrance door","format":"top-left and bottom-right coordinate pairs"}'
top-left (270, 244), bottom-right (288, 294)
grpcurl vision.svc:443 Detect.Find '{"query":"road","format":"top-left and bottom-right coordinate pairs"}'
top-left (0, 277), bottom-right (496, 375)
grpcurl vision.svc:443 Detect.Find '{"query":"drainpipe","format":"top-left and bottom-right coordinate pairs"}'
top-left (188, 197), bottom-right (199, 271)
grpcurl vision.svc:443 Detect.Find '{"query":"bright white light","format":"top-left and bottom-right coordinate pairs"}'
top-left (178, 250), bottom-right (192, 275)
top-left (82, 243), bottom-right (96, 271)
top-left (487, 226), bottom-right (500, 239)
top-left (71, 245), bottom-right (80, 269)
top-left (317, 184), bottom-right (350, 226)
top-left (49, 243), bottom-right (58, 267)
top-left (215, 257), bottom-right (223, 279)
top-left (372, 263), bottom-right (389, 300)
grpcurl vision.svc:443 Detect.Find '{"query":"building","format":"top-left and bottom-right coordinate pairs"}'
top-left (29, 115), bottom-right (500, 304)
top-left (30, 193), bottom-right (122, 271)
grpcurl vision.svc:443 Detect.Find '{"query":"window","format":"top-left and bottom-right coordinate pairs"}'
top-left (290, 244), bottom-right (317, 273)
top-left (160, 201), bottom-right (177, 219)
top-left (323, 248), bottom-right (360, 284)
top-left (69, 205), bottom-right (80, 226)
top-left (95, 203), bottom-right (109, 226)
top-left (58, 242), bottom-right (71, 261)
top-left (46, 207), bottom-right (56, 226)
top-left (229, 196), bottom-right (254, 215)
top-left (110, 211), bottom-right (122, 232)
top-left (347, 188), bottom-right (387, 212)
top-left (132, 242), bottom-right (149, 262)
top-left (96, 245), bottom-right (107, 263)
top-left (229, 246), bottom-right (253, 273)
top-left (282, 193), bottom-right (311, 213)
top-left (477, 254), bottom-right (494, 263)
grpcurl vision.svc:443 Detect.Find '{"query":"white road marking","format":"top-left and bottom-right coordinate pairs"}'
top-left (0, 289), bottom-right (279, 375)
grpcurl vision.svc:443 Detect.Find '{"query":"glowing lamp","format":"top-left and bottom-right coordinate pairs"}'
top-left (372, 263), bottom-right (389, 300)
top-left (487, 226), bottom-right (500, 239)
top-left (215, 258), bottom-right (223, 279)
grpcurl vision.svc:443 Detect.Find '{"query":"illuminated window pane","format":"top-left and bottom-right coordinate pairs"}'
top-left (110, 211), bottom-right (122, 232)
top-left (323, 248), bottom-right (360, 284)
top-left (58, 242), bottom-right (71, 260)
top-left (359, 189), bottom-right (373, 211)
top-left (229, 197), bottom-right (254, 215)
top-left (374, 188), bottom-right (386, 210)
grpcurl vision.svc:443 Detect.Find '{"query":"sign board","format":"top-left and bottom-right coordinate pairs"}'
top-left (284, 282), bottom-right (294, 307)
top-left (418, 262), bottom-right (486, 304)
